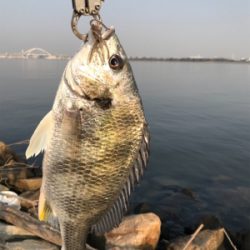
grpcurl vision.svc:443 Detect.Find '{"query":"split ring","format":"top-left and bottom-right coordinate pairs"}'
top-left (71, 11), bottom-right (88, 41)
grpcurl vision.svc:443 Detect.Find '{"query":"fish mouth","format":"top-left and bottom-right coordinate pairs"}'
top-left (87, 20), bottom-right (114, 64)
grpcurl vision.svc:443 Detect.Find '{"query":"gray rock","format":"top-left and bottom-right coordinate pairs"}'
top-left (167, 229), bottom-right (226, 250)
top-left (0, 222), bottom-right (35, 242)
top-left (0, 141), bottom-right (20, 166)
top-left (5, 239), bottom-right (59, 250)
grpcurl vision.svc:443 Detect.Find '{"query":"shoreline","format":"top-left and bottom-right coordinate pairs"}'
top-left (0, 55), bottom-right (250, 64)
top-left (129, 57), bottom-right (250, 64)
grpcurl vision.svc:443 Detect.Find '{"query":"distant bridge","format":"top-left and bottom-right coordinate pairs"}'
top-left (0, 48), bottom-right (69, 60)
top-left (21, 48), bottom-right (53, 59)
top-left (22, 48), bottom-right (52, 58)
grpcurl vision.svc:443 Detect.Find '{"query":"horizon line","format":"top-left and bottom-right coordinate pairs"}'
top-left (0, 48), bottom-right (250, 63)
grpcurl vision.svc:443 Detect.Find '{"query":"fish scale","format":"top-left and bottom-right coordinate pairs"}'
top-left (45, 103), bottom-right (142, 214)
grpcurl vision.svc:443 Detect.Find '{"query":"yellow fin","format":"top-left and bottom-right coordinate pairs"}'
top-left (38, 191), bottom-right (52, 222)
top-left (39, 191), bottom-right (59, 229)
top-left (25, 111), bottom-right (54, 159)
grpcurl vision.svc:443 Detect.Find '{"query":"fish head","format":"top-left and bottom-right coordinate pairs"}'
top-left (66, 27), bottom-right (138, 109)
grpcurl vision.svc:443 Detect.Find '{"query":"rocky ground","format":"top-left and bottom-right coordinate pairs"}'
top-left (0, 141), bottom-right (249, 250)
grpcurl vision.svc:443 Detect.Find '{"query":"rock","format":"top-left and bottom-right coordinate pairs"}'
top-left (13, 178), bottom-right (42, 192)
top-left (167, 229), bottom-right (226, 250)
top-left (0, 141), bottom-right (20, 166)
top-left (105, 213), bottom-right (161, 250)
top-left (20, 190), bottom-right (40, 201)
top-left (0, 141), bottom-right (32, 185)
top-left (20, 190), bottom-right (40, 216)
top-left (0, 184), bottom-right (9, 192)
top-left (5, 239), bottom-right (59, 250)
top-left (0, 222), bottom-right (35, 242)
top-left (0, 191), bottom-right (21, 209)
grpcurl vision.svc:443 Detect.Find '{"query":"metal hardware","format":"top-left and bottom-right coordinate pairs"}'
top-left (71, 11), bottom-right (89, 41)
top-left (71, 0), bottom-right (104, 41)
top-left (71, 12), bottom-right (115, 41)
top-left (71, 0), bottom-right (114, 41)
top-left (72, 0), bottom-right (104, 16)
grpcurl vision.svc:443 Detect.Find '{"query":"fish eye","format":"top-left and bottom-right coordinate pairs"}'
top-left (109, 54), bottom-right (124, 70)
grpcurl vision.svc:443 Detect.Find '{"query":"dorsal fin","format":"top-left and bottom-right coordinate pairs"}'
top-left (26, 111), bottom-right (54, 159)
top-left (91, 124), bottom-right (150, 234)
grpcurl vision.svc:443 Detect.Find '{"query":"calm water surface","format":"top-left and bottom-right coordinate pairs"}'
top-left (0, 60), bottom-right (250, 231)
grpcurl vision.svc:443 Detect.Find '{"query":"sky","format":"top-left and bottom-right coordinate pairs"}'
top-left (0, 0), bottom-right (249, 58)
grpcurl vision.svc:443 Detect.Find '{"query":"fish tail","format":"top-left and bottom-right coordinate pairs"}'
top-left (60, 220), bottom-right (89, 250)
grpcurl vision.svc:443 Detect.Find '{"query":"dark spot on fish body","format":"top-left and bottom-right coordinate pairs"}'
top-left (94, 98), bottom-right (112, 110)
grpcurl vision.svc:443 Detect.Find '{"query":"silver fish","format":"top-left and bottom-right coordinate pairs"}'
top-left (26, 26), bottom-right (150, 250)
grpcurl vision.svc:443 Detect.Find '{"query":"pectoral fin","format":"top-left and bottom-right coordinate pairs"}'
top-left (25, 111), bottom-right (54, 159)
